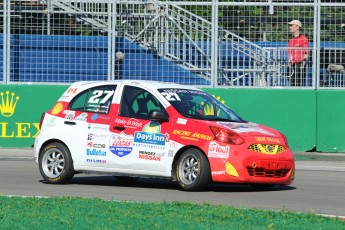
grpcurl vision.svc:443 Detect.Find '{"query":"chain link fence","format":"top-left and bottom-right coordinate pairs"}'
top-left (1, 0), bottom-right (345, 88)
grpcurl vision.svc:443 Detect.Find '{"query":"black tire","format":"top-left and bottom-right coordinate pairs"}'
top-left (39, 142), bottom-right (74, 184)
top-left (176, 148), bottom-right (211, 191)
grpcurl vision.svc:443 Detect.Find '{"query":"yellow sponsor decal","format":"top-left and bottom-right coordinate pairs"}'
top-left (173, 129), bottom-right (212, 141)
top-left (226, 162), bottom-right (239, 177)
top-left (181, 136), bottom-right (199, 141)
top-left (254, 136), bottom-right (280, 143)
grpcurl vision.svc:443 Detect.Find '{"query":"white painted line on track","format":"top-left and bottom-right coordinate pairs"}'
top-left (3, 195), bottom-right (49, 199)
top-left (0, 156), bottom-right (34, 159)
top-left (319, 214), bottom-right (345, 221)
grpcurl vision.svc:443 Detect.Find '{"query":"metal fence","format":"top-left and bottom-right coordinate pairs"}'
top-left (1, 0), bottom-right (345, 88)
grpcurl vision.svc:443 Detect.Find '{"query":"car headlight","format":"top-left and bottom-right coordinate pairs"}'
top-left (209, 126), bottom-right (245, 145)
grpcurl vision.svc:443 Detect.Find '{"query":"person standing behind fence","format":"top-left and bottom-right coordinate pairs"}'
top-left (287, 20), bottom-right (309, 87)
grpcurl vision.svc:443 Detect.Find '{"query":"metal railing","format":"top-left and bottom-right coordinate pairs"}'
top-left (45, 0), bottom-right (274, 85)
top-left (2, 0), bottom-right (345, 88)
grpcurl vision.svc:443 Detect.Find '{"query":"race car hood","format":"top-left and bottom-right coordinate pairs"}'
top-left (193, 119), bottom-right (287, 144)
top-left (215, 121), bottom-right (279, 137)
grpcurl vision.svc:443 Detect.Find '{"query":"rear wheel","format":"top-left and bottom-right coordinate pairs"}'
top-left (176, 148), bottom-right (211, 191)
top-left (39, 142), bottom-right (74, 184)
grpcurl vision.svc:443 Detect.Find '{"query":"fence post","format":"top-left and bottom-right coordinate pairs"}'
top-left (3, 0), bottom-right (11, 84)
top-left (211, 0), bottom-right (218, 88)
top-left (313, 0), bottom-right (320, 89)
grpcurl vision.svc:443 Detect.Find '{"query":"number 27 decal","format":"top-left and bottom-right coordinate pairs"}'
top-left (89, 90), bottom-right (114, 104)
top-left (161, 92), bottom-right (181, 101)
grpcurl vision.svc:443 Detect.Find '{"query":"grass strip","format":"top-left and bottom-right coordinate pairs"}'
top-left (0, 196), bottom-right (344, 229)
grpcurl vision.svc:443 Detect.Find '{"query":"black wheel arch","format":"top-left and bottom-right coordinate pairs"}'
top-left (39, 139), bottom-right (73, 163)
top-left (171, 145), bottom-right (210, 181)
top-left (39, 139), bottom-right (76, 184)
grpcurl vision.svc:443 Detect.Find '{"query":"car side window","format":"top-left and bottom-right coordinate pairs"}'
top-left (120, 86), bottom-right (165, 119)
top-left (69, 85), bottom-right (116, 114)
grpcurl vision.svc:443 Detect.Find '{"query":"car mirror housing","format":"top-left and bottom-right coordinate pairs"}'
top-left (148, 110), bottom-right (169, 122)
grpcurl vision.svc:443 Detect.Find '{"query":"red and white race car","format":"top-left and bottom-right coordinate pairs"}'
top-left (34, 80), bottom-right (294, 191)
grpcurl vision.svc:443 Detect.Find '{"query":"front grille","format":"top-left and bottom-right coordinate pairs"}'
top-left (246, 167), bottom-right (289, 178)
top-left (248, 144), bottom-right (285, 155)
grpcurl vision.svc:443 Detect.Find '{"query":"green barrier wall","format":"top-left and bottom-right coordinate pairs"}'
top-left (0, 85), bottom-right (66, 148)
top-left (203, 89), bottom-right (317, 151)
top-left (316, 90), bottom-right (345, 152)
top-left (0, 85), bottom-right (343, 152)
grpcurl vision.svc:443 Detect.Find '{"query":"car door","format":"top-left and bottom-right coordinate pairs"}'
top-left (66, 84), bottom-right (117, 169)
top-left (108, 85), bottom-right (171, 174)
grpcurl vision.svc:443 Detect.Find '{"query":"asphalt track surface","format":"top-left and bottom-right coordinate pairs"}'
top-left (0, 148), bottom-right (344, 217)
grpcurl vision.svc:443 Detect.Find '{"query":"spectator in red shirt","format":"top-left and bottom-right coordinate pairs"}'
top-left (287, 20), bottom-right (309, 87)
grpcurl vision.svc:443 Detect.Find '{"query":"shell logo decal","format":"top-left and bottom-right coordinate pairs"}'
top-left (52, 102), bottom-right (63, 115)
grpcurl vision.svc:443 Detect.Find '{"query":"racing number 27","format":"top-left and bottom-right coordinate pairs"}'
top-left (89, 90), bottom-right (114, 104)
top-left (161, 92), bottom-right (181, 101)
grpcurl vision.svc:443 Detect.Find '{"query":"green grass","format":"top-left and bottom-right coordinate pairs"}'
top-left (0, 196), bottom-right (344, 229)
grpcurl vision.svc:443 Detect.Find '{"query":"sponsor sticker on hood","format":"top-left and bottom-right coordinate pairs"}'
top-left (217, 122), bottom-right (274, 136)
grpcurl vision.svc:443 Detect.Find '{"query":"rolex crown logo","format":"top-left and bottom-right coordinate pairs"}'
top-left (202, 102), bottom-right (215, 116)
top-left (201, 95), bottom-right (225, 116)
top-left (0, 91), bottom-right (20, 117)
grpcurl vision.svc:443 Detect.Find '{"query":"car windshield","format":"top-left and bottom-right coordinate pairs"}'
top-left (158, 88), bottom-right (245, 122)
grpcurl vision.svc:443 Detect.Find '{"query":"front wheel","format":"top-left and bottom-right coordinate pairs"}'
top-left (39, 142), bottom-right (74, 184)
top-left (176, 148), bottom-right (211, 191)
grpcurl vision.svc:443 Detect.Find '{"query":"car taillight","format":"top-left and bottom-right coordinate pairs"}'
top-left (39, 112), bottom-right (46, 130)
top-left (209, 126), bottom-right (245, 145)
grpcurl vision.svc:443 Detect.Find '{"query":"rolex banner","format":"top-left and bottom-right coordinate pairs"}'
top-left (0, 85), bottom-right (67, 147)
top-left (0, 85), bottom-right (344, 152)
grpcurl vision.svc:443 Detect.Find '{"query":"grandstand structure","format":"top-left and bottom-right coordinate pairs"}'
top-left (1, 0), bottom-right (345, 88)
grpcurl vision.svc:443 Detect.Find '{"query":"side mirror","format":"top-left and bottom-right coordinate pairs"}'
top-left (148, 110), bottom-right (169, 122)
